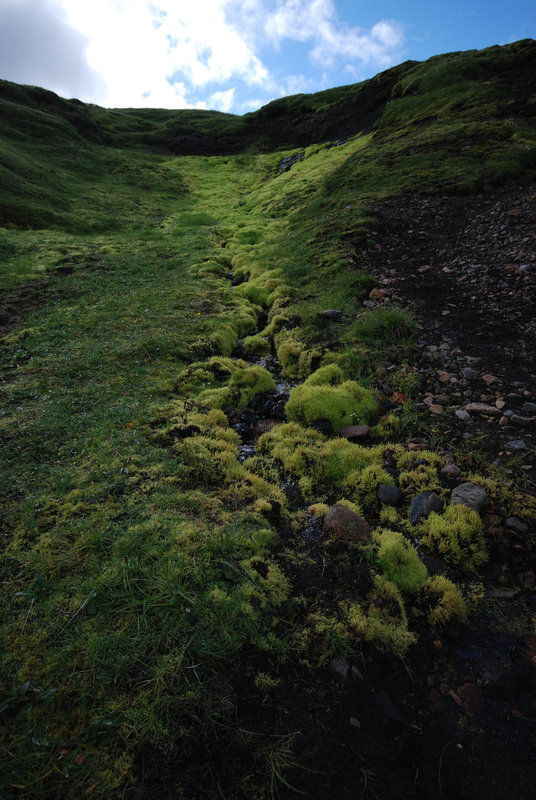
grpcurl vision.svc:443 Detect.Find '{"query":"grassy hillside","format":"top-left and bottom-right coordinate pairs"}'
top-left (1, 39), bottom-right (535, 799)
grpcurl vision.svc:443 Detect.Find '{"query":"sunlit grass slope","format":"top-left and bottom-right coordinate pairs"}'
top-left (0, 38), bottom-right (535, 799)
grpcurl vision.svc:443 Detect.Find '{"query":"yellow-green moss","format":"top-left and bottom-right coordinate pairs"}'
top-left (196, 359), bottom-right (275, 410)
top-left (343, 575), bottom-right (416, 657)
top-left (422, 575), bottom-right (467, 626)
top-left (294, 611), bottom-right (351, 666)
top-left (210, 323), bottom-right (237, 356)
top-left (243, 334), bottom-right (271, 357)
top-left (419, 504), bottom-right (488, 572)
top-left (335, 498), bottom-right (363, 515)
top-left (308, 503), bottom-right (330, 517)
top-left (344, 464), bottom-right (394, 513)
top-left (285, 368), bottom-right (378, 430)
top-left (274, 328), bottom-right (322, 378)
top-left (179, 434), bottom-right (242, 486)
top-left (257, 423), bottom-right (377, 501)
top-left (374, 529), bottom-right (428, 594)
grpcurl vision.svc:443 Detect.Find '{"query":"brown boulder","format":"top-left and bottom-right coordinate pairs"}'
top-left (323, 505), bottom-right (370, 542)
top-left (339, 424), bottom-right (370, 441)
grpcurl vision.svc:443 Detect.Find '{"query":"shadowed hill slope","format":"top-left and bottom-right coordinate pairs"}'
top-left (1, 38), bottom-right (535, 231)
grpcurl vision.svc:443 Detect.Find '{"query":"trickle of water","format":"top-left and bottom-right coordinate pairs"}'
top-left (238, 443), bottom-right (257, 462)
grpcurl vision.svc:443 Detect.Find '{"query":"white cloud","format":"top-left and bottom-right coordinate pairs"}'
top-left (0, 0), bottom-right (105, 99)
top-left (57, 0), bottom-right (272, 107)
top-left (0, 1), bottom-right (405, 111)
top-left (264, 1), bottom-right (404, 68)
top-left (209, 87), bottom-right (236, 112)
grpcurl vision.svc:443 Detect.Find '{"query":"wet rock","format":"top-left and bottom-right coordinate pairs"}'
top-left (300, 514), bottom-right (324, 546)
top-left (504, 439), bottom-right (527, 452)
top-left (319, 309), bottom-right (343, 320)
top-left (510, 414), bottom-right (536, 428)
top-left (238, 444), bottom-right (256, 462)
top-left (233, 422), bottom-right (254, 440)
top-left (465, 402), bottom-right (502, 417)
top-left (339, 424), bottom-right (370, 441)
top-left (329, 655), bottom-right (351, 685)
top-left (521, 402), bottom-right (536, 415)
top-left (506, 516), bottom-right (529, 534)
top-left (231, 272), bottom-right (248, 286)
top-left (451, 482), bottom-right (487, 510)
top-left (462, 367), bottom-right (478, 380)
top-left (440, 464), bottom-right (460, 479)
top-left (455, 409), bottom-right (471, 421)
top-left (410, 492), bottom-right (444, 523)
top-left (231, 339), bottom-right (244, 357)
top-left (310, 418), bottom-right (334, 435)
top-left (323, 506), bottom-right (371, 541)
top-left (377, 484), bottom-right (403, 506)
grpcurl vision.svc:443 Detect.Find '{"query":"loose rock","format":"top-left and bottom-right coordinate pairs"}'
top-left (323, 506), bottom-right (371, 541)
top-left (451, 482), bottom-right (487, 510)
top-left (465, 403), bottom-right (502, 417)
top-left (339, 424), bottom-right (370, 441)
top-left (377, 484), bottom-right (403, 506)
top-left (505, 516), bottom-right (529, 534)
top-left (410, 491), bottom-right (444, 523)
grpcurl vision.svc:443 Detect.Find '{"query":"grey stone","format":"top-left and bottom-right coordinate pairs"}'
top-left (505, 516), bottom-right (529, 534)
top-left (455, 409), bottom-right (471, 421)
top-left (377, 484), bottom-right (403, 506)
top-left (462, 367), bottom-right (478, 380)
top-left (521, 402), bottom-right (536, 415)
top-left (410, 491), bottom-right (444, 523)
top-left (465, 403), bottom-right (501, 417)
top-left (504, 439), bottom-right (527, 452)
top-left (329, 655), bottom-right (351, 684)
top-left (451, 482), bottom-right (487, 510)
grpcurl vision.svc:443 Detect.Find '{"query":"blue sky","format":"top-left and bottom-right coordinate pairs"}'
top-left (0, 1), bottom-right (534, 113)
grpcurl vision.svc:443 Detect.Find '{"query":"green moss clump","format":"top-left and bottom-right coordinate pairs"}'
top-left (257, 422), bottom-right (378, 501)
top-left (243, 334), bottom-right (271, 357)
top-left (173, 357), bottom-right (274, 410)
top-left (419, 504), bottom-right (488, 572)
top-left (397, 450), bottom-right (444, 495)
top-left (343, 575), bottom-right (416, 658)
top-left (285, 367), bottom-right (378, 430)
top-left (210, 323), bottom-right (237, 356)
top-left (179, 434), bottom-right (241, 487)
top-left (191, 259), bottom-right (228, 277)
top-left (198, 359), bottom-right (275, 410)
top-left (274, 328), bottom-right (322, 378)
top-left (303, 363), bottom-right (344, 386)
top-left (234, 272), bottom-right (283, 309)
top-left (228, 305), bottom-right (258, 337)
top-left (374, 529), bottom-right (428, 594)
top-left (422, 575), bottom-right (467, 626)
top-left (344, 464), bottom-right (394, 512)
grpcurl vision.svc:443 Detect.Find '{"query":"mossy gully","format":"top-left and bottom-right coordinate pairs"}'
top-left (1, 39), bottom-right (535, 799)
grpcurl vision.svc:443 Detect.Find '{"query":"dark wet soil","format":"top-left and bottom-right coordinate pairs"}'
top-left (230, 181), bottom-right (536, 800)
top-left (359, 180), bottom-right (536, 481)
